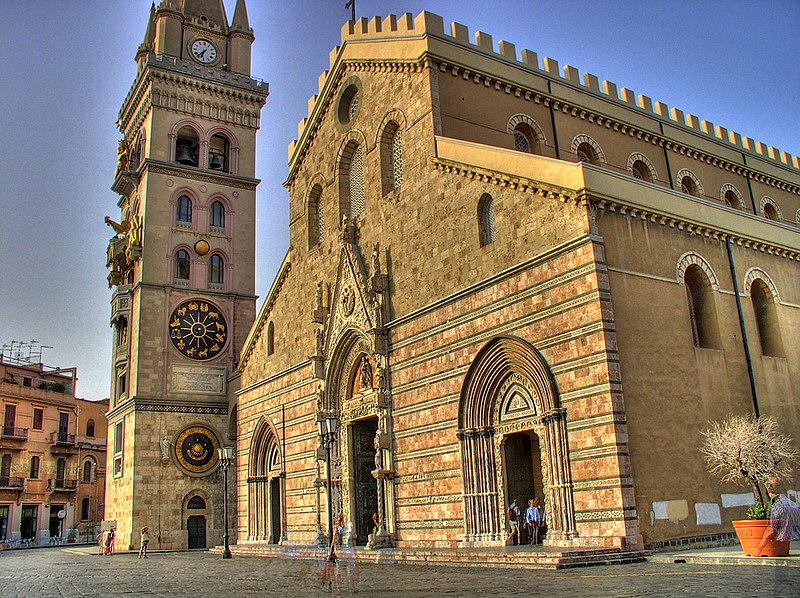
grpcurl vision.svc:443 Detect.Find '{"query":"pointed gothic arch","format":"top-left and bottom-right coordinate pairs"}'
top-left (458, 336), bottom-right (577, 545)
top-left (247, 417), bottom-right (284, 543)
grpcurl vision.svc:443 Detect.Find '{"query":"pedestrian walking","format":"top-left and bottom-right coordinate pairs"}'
top-left (139, 527), bottom-right (150, 559)
top-left (525, 498), bottom-right (546, 545)
top-left (506, 499), bottom-right (521, 545)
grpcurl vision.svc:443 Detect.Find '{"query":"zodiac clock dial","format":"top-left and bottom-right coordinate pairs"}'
top-left (175, 426), bottom-right (220, 475)
top-left (169, 300), bottom-right (227, 360)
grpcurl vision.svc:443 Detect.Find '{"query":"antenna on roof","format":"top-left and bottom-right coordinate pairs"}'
top-left (345, 0), bottom-right (355, 23)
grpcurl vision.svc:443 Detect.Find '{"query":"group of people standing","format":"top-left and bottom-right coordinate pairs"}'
top-left (97, 526), bottom-right (151, 558)
top-left (507, 498), bottom-right (546, 546)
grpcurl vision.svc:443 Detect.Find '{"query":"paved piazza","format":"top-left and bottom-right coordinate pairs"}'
top-left (0, 547), bottom-right (797, 597)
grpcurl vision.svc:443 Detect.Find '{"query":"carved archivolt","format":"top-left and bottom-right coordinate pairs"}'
top-left (458, 336), bottom-right (577, 545)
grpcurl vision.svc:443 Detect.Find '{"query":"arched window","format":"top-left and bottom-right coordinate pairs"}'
top-left (478, 193), bottom-right (497, 247)
top-left (684, 265), bottom-right (721, 348)
top-left (82, 460), bottom-right (93, 483)
top-left (209, 254), bottom-right (224, 286)
top-left (676, 169), bottom-right (703, 198)
top-left (81, 497), bottom-right (90, 521)
top-left (267, 321), bottom-right (275, 356)
top-left (507, 115), bottom-right (545, 155)
top-left (763, 203), bottom-right (780, 221)
top-left (571, 135), bottom-right (605, 166)
top-left (177, 195), bottom-right (193, 224)
top-left (627, 153), bottom-right (658, 182)
top-left (724, 190), bottom-right (737, 208)
top-left (513, 123), bottom-right (543, 154)
top-left (308, 184), bottom-right (324, 248)
top-left (339, 141), bottom-right (365, 220)
top-left (681, 176), bottom-right (699, 196)
top-left (188, 496), bottom-right (206, 509)
top-left (210, 201), bottom-right (225, 229)
top-left (175, 249), bottom-right (191, 281)
top-left (86, 419), bottom-right (95, 437)
top-left (380, 122), bottom-right (404, 195)
top-left (29, 455), bottom-right (40, 479)
top-left (208, 134), bottom-right (230, 172)
top-left (349, 145), bottom-right (365, 218)
top-left (174, 126), bottom-right (199, 167)
top-left (751, 279), bottom-right (784, 356)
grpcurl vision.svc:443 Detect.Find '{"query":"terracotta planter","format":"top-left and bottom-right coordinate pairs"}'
top-left (732, 519), bottom-right (790, 557)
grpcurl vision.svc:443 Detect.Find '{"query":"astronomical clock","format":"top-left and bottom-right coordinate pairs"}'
top-left (169, 300), bottom-right (227, 360)
top-left (173, 425), bottom-right (221, 477)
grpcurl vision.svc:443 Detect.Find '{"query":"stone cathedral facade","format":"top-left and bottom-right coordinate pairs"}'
top-left (236, 12), bottom-right (799, 552)
top-left (104, 0), bottom-right (266, 550)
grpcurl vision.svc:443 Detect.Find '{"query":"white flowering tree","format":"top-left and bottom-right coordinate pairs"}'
top-left (701, 415), bottom-right (797, 517)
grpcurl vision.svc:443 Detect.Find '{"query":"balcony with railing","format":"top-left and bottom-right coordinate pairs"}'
top-left (50, 432), bottom-right (78, 453)
top-left (1, 426), bottom-right (28, 440)
top-left (47, 478), bottom-right (78, 492)
top-left (0, 475), bottom-right (26, 490)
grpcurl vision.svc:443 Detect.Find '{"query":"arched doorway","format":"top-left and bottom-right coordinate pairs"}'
top-left (322, 329), bottom-right (391, 547)
top-left (186, 496), bottom-right (207, 549)
top-left (458, 336), bottom-right (577, 546)
top-left (503, 431), bottom-right (544, 544)
top-left (247, 418), bottom-right (284, 543)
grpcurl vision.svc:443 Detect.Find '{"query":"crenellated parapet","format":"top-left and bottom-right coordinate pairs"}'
top-left (288, 11), bottom-right (798, 185)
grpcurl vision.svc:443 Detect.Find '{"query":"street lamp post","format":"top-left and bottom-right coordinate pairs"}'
top-left (317, 414), bottom-right (339, 562)
top-left (218, 447), bottom-right (234, 559)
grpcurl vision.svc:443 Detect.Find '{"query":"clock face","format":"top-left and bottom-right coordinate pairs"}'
top-left (190, 39), bottom-right (217, 64)
top-left (175, 426), bottom-right (220, 475)
top-left (169, 300), bottom-right (227, 360)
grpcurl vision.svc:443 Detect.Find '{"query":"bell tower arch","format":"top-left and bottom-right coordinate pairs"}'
top-left (104, 0), bottom-right (267, 551)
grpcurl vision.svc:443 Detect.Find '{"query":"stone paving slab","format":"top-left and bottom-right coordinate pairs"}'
top-left (648, 540), bottom-right (800, 568)
top-left (1, 545), bottom-right (800, 597)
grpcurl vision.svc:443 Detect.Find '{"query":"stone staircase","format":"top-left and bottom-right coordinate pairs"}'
top-left (210, 543), bottom-right (648, 569)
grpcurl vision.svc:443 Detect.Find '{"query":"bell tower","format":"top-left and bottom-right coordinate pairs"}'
top-left (104, 0), bottom-right (267, 550)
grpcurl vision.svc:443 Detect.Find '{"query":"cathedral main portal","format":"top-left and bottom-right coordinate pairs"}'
top-left (349, 418), bottom-right (379, 544)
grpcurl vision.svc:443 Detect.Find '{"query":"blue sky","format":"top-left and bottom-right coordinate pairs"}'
top-left (0, 0), bottom-right (797, 401)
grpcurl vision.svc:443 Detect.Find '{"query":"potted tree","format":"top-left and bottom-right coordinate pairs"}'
top-left (702, 414), bottom-right (797, 557)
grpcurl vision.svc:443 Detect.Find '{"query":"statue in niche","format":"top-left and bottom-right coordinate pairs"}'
top-left (117, 139), bottom-right (129, 171)
top-left (159, 436), bottom-right (171, 461)
top-left (314, 281), bottom-right (323, 311)
top-left (315, 328), bottom-right (324, 357)
top-left (359, 356), bottom-right (373, 391)
top-left (371, 243), bottom-right (381, 275)
top-left (370, 291), bottom-right (381, 327)
top-left (315, 384), bottom-right (324, 414)
top-left (339, 215), bottom-right (350, 243)
top-left (375, 362), bottom-right (386, 394)
top-left (128, 213), bottom-right (142, 247)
